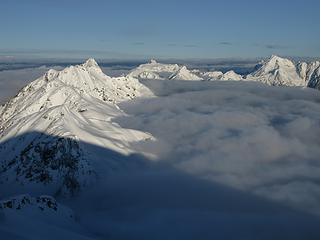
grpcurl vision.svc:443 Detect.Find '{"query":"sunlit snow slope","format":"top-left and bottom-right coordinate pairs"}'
top-left (0, 59), bottom-right (154, 196)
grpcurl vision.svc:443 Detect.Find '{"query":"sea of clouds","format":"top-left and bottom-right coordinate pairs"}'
top-left (117, 80), bottom-right (320, 215)
top-left (71, 80), bottom-right (320, 239)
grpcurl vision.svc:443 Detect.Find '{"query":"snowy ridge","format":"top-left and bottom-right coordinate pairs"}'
top-left (202, 70), bottom-right (242, 81)
top-left (128, 59), bottom-right (180, 80)
top-left (220, 70), bottom-right (243, 80)
top-left (0, 59), bottom-right (154, 196)
top-left (169, 66), bottom-right (203, 81)
top-left (0, 194), bottom-right (93, 239)
top-left (0, 59), bottom-right (151, 127)
top-left (128, 55), bottom-right (320, 86)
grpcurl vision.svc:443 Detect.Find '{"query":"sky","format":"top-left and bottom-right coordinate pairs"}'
top-left (0, 0), bottom-right (319, 59)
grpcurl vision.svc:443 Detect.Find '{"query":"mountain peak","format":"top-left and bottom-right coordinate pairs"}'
top-left (270, 54), bottom-right (283, 60)
top-left (247, 55), bottom-right (305, 86)
top-left (169, 65), bottom-right (203, 81)
top-left (261, 55), bottom-right (295, 69)
top-left (150, 59), bottom-right (158, 64)
top-left (82, 58), bottom-right (99, 68)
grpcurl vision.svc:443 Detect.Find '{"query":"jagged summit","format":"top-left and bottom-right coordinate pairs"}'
top-left (246, 55), bottom-right (305, 86)
top-left (82, 58), bottom-right (99, 68)
top-left (220, 70), bottom-right (243, 81)
top-left (269, 54), bottom-right (286, 61)
top-left (263, 55), bottom-right (295, 70)
top-left (169, 66), bottom-right (203, 81)
top-left (201, 70), bottom-right (242, 81)
top-left (79, 58), bottom-right (103, 74)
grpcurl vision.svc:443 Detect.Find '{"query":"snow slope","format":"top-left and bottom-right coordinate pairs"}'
top-left (246, 55), bottom-right (306, 86)
top-left (298, 61), bottom-right (320, 89)
top-left (220, 70), bottom-right (243, 80)
top-left (0, 59), bottom-right (154, 196)
top-left (0, 195), bottom-right (95, 240)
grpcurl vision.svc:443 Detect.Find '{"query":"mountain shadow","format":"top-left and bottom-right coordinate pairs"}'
top-left (1, 131), bottom-right (320, 239)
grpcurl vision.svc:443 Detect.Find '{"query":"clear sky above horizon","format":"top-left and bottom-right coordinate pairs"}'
top-left (0, 0), bottom-right (319, 60)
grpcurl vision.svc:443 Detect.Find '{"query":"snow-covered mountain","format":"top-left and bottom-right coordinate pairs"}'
top-left (128, 59), bottom-right (204, 81)
top-left (126, 55), bottom-right (320, 88)
top-left (0, 59), bottom-right (153, 196)
top-left (246, 55), bottom-right (306, 86)
top-left (297, 61), bottom-right (320, 89)
top-left (202, 71), bottom-right (223, 80)
top-left (245, 55), bottom-right (320, 88)
top-left (202, 70), bottom-right (242, 81)
top-left (169, 66), bottom-right (203, 81)
top-left (128, 59), bottom-right (180, 80)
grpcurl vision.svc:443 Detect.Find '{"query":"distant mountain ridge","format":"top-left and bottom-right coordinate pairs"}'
top-left (126, 55), bottom-right (320, 89)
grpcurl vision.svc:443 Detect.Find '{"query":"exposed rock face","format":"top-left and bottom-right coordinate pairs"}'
top-left (0, 133), bottom-right (93, 196)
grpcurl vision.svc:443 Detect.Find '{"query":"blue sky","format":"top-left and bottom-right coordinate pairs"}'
top-left (0, 0), bottom-right (319, 59)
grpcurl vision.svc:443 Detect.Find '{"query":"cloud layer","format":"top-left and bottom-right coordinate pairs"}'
top-left (117, 80), bottom-right (320, 215)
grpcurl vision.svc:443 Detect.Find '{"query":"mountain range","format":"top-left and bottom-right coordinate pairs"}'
top-left (129, 55), bottom-right (320, 88)
top-left (1, 55), bottom-right (320, 239)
